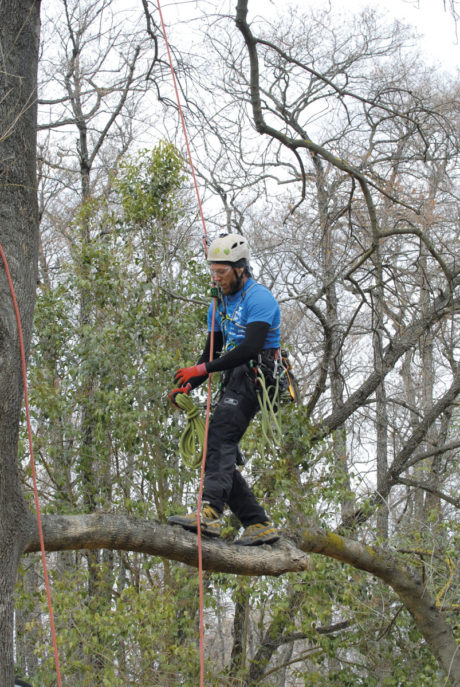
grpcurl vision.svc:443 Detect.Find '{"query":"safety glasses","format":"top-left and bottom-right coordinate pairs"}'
top-left (209, 265), bottom-right (232, 278)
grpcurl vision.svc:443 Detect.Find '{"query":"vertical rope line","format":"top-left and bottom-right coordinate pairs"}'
top-left (155, 3), bottom-right (216, 685)
top-left (0, 244), bottom-right (63, 687)
top-left (156, 0), bottom-right (209, 257)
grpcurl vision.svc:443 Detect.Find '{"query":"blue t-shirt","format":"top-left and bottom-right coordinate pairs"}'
top-left (207, 278), bottom-right (281, 351)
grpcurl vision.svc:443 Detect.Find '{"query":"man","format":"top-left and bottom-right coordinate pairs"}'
top-left (168, 233), bottom-right (280, 546)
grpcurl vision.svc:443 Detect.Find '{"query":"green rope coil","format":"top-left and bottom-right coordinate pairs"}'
top-left (174, 366), bottom-right (285, 469)
top-left (174, 393), bottom-right (206, 469)
top-left (254, 368), bottom-right (283, 448)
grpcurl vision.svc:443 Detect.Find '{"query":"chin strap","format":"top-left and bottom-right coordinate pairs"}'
top-left (230, 267), bottom-right (246, 294)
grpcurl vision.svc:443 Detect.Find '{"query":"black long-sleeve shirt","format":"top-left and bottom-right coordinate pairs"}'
top-left (190, 321), bottom-right (270, 387)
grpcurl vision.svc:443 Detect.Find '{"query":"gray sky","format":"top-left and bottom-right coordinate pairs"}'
top-left (163, 0), bottom-right (459, 72)
top-left (334, 0), bottom-right (459, 70)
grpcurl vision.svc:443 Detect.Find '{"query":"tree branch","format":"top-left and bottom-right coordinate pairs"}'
top-left (319, 290), bottom-right (460, 432)
top-left (234, 0), bottom-right (422, 213)
top-left (23, 512), bottom-right (460, 685)
top-left (396, 477), bottom-right (460, 509)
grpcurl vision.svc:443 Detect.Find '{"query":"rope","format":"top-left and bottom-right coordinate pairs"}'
top-left (155, 0), bottom-right (209, 257)
top-left (175, 370), bottom-right (285, 467)
top-left (252, 354), bottom-right (298, 456)
top-left (155, 3), bottom-right (216, 685)
top-left (0, 244), bottom-right (63, 687)
top-left (175, 394), bottom-right (206, 469)
top-left (254, 368), bottom-right (283, 448)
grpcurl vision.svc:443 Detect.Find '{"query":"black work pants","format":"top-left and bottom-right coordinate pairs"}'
top-left (202, 364), bottom-right (268, 527)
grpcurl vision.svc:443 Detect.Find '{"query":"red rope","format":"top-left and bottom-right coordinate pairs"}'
top-left (156, 1), bottom-right (209, 258)
top-left (0, 244), bottom-right (63, 687)
top-left (155, 3), bottom-right (216, 685)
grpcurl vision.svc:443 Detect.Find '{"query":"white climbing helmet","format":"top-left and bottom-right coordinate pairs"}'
top-left (207, 234), bottom-right (250, 264)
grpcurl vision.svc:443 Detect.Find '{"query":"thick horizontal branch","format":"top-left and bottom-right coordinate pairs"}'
top-left (24, 513), bottom-right (310, 576)
top-left (23, 510), bottom-right (459, 684)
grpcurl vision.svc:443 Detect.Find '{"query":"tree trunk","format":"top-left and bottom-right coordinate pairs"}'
top-left (229, 585), bottom-right (250, 676)
top-left (0, 1), bottom-right (41, 682)
top-left (15, 562), bottom-right (41, 680)
top-left (315, 153), bottom-right (354, 521)
top-left (372, 222), bottom-right (389, 539)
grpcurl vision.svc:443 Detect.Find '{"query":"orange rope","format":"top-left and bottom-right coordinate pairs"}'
top-left (155, 3), bottom-right (216, 685)
top-left (156, 1), bottom-right (209, 258)
top-left (0, 244), bottom-right (63, 687)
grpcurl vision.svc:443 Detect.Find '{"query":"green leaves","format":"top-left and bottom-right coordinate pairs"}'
top-left (114, 142), bottom-right (185, 226)
top-left (18, 141), bottom-right (216, 683)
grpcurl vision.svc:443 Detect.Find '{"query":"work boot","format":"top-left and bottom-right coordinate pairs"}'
top-left (234, 521), bottom-right (279, 546)
top-left (167, 502), bottom-right (222, 538)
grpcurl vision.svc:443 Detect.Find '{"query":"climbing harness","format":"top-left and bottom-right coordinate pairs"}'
top-left (175, 348), bottom-right (298, 468)
top-left (0, 244), bottom-right (63, 687)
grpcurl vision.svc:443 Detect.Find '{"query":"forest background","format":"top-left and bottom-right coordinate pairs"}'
top-left (0, 0), bottom-right (459, 685)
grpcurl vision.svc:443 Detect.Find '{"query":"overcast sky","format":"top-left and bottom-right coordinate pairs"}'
top-left (164, 0), bottom-right (459, 72)
top-left (333, 0), bottom-right (459, 70)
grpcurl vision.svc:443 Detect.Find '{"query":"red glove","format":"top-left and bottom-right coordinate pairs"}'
top-left (174, 362), bottom-right (207, 387)
top-left (168, 383), bottom-right (192, 407)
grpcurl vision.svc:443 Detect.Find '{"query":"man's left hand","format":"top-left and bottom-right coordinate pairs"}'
top-left (174, 362), bottom-right (208, 386)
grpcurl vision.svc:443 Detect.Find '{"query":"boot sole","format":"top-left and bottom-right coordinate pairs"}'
top-left (234, 534), bottom-right (280, 546)
top-left (167, 518), bottom-right (221, 538)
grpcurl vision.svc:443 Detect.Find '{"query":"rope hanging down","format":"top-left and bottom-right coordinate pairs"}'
top-left (0, 244), bottom-right (63, 687)
top-left (155, 3), bottom-right (217, 686)
top-left (175, 393), bottom-right (206, 469)
top-left (175, 368), bottom-right (289, 470)
top-left (253, 368), bottom-right (283, 447)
